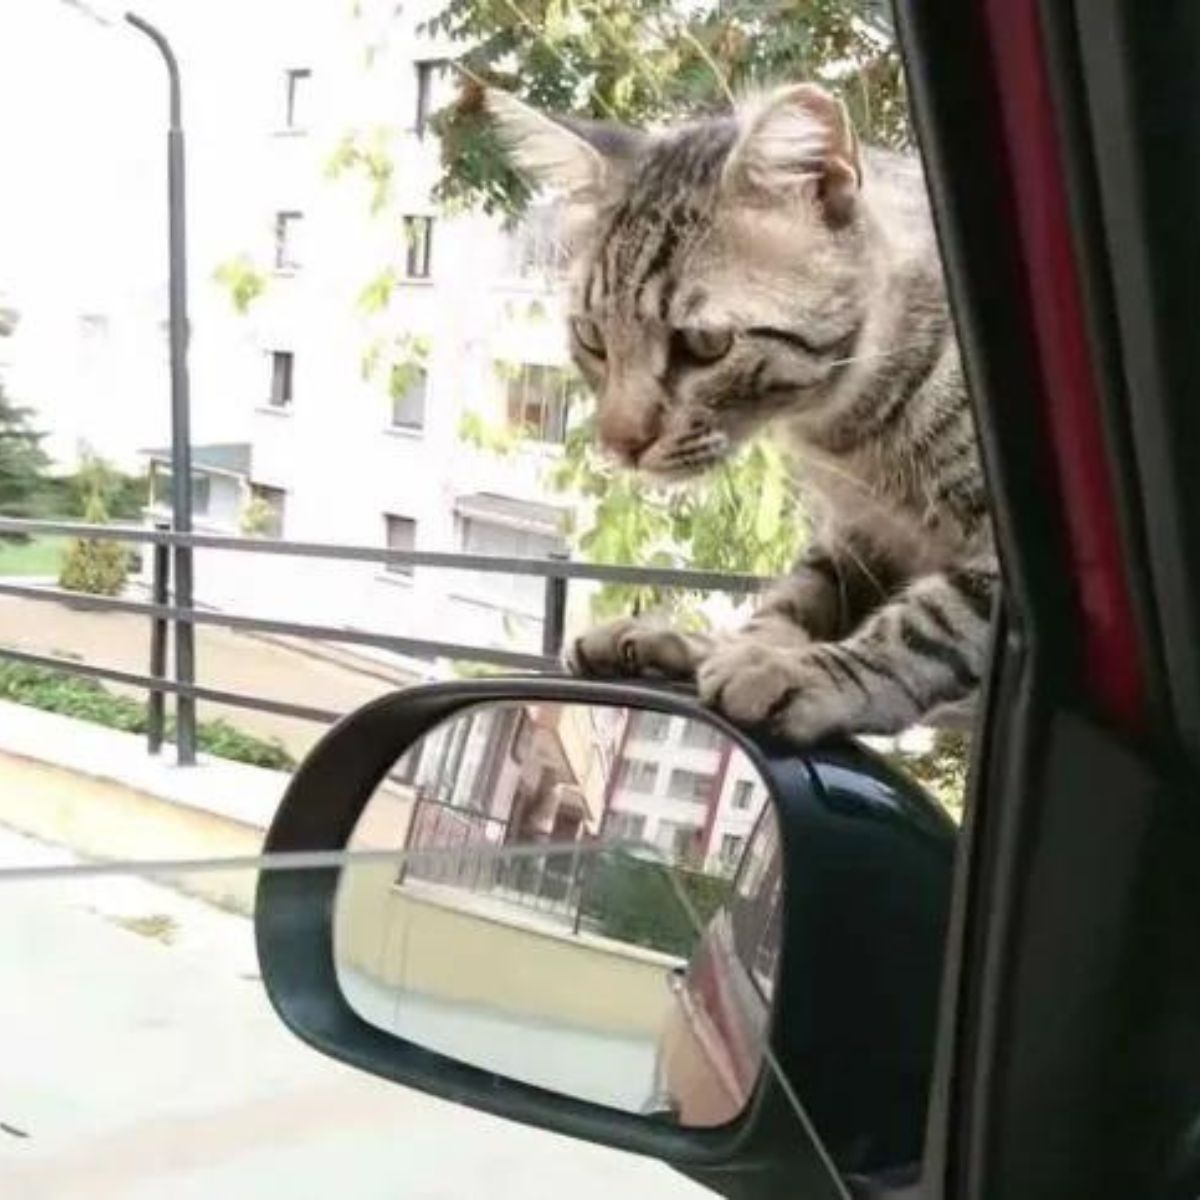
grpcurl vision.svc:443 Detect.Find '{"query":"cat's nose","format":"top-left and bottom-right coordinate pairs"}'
top-left (599, 404), bottom-right (662, 465)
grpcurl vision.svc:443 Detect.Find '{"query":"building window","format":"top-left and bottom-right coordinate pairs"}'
top-left (384, 513), bottom-right (417, 577)
top-left (274, 211), bottom-right (304, 270)
top-left (249, 484), bottom-right (286, 538)
top-left (618, 758), bottom-right (658, 794)
top-left (390, 366), bottom-right (427, 430)
top-left (403, 216), bottom-right (434, 279)
top-left (457, 516), bottom-right (562, 615)
top-left (604, 811), bottom-right (646, 843)
top-left (631, 711), bottom-right (671, 742)
top-left (732, 779), bottom-right (755, 811)
top-left (667, 768), bottom-right (717, 806)
top-left (502, 363), bottom-right (576, 444)
top-left (681, 718), bottom-right (724, 750)
top-left (414, 60), bottom-right (449, 138)
top-left (507, 204), bottom-right (568, 280)
top-left (268, 351), bottom-right (294, 408)
top-left (657, 820), bottom-right (701, 861)
top-left (151, 467), bottom-right (211, 516)
top-left (283, 68), bottom-right (311, 130)
top-left (719, 833), bottom-right (746, 871)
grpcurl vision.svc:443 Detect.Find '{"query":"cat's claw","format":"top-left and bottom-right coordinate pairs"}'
top-left (565, 617), bottom-right (711, 681)
top-left (697, 639), bottom-right (855, 743)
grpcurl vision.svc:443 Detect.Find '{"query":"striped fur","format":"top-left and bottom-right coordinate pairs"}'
top-left (490, 83), bottom-right (998, 742)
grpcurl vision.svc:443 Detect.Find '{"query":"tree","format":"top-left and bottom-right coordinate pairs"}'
top-left (0, 306), bottom-right (51, 540)
top-left (423, 0), bottom-right (906, 217)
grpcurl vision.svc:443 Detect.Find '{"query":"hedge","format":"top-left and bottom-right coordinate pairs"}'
top-left (579, 850), bottom-right (732, 958)
top-left (0, 661), bottom-right (296, 771)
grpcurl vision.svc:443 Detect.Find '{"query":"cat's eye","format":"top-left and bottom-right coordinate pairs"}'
top-left (677, 327), bottom-right (734, 364)
top-left (571, 317), bottom-right (606, 358)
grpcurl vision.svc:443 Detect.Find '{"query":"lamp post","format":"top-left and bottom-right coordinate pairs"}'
top-left (64, 2), bottom-right (197, 764)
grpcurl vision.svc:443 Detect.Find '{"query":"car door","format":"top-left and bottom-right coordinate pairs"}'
top-left (896, 3), bottom-right (1200, 1199)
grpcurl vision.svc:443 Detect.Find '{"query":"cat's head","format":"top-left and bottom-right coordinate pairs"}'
top-left (488, 83), bottom-right (876, 478)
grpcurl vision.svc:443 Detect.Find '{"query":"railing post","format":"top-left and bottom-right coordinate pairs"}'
top-left (147, 522), bottom-right (170, 755)
top-left (542, 550), bottom-right (569, 660)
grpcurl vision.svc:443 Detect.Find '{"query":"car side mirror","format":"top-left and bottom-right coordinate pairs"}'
top-left (253, 677), bottom-right (956, 1199)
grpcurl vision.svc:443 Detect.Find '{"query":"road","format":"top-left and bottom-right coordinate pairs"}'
top-left (0, 825), bottom-right (711, 1200)
top-left (0, 594), bottom-right (417, 763)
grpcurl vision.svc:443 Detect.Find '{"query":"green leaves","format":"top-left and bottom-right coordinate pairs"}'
top-left (325, 127), bottom-right (397, 214)
top-left (426, 0), bottom-right (910, 214)
top-left (213, 255), bottom-right (267, 314)
top-left (362, 334), bottom-right (431, 415)
top-left (544, 398), bottom-right (803, 622)
top-left (357, 267), bottom-right (399, 314)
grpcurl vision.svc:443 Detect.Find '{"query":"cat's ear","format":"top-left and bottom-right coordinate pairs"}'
top-left (723, 83), bottom-right (862, 223)
top-left (485, 88), bottom-right (642, 203)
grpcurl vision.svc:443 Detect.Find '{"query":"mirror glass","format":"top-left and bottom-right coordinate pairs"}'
top-left (333, 701), bottom-right (782, 1127)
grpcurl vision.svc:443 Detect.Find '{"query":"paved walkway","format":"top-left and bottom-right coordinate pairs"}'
top-left (0, 593), bottom-right (424, 763)
top-left (0, 825), bottom-right (711, 1200)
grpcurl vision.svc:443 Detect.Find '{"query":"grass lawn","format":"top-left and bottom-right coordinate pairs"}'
top-left (0, 536), bottom-right (66, 577)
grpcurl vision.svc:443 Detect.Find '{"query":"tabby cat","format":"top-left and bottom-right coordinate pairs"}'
top-left (487, 82), bottom-right (996, 742)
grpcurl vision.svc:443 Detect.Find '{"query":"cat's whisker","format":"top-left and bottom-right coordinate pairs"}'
top-left (785, 447), bottom-right (885, 507)
top-left (824, 343), bottom-right (925, 370)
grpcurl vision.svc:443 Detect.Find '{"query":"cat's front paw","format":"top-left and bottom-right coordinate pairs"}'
top-left (697, 640), bottom-right (854, 743)
top-left (565, 617), bottom-right (711, 681)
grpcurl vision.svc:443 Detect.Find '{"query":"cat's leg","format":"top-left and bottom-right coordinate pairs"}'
top-left (743, 541), bottom-right (902, 643)
top-left (565, 542), bottom-right (891, 682)
top-left (697, 556), bottom-right (997, 741)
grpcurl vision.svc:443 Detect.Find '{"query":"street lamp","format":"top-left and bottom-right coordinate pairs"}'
top-left (62, 1), bottom-right (198, 765)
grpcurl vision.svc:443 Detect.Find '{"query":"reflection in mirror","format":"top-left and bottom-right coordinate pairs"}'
top-left (333, 702), bottom-right (781, 1127)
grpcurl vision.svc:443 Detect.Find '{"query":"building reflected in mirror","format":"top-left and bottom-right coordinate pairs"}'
top-left (391, 703), bottom-right (769, 910)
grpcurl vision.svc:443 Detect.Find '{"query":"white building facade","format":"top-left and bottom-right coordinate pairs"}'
top-left (176, 0), bottom-right (582, 662)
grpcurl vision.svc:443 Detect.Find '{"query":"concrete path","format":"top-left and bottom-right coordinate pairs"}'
top-left (0, 593), bottom-right (421, 763)
top-left (0, 824), bottom-right (711, 1200)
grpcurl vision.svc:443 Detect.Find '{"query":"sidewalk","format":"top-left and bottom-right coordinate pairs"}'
top-left (0, 700), bottom-right (288, 910)
top-left (0, 698), bottom-right (286, 829)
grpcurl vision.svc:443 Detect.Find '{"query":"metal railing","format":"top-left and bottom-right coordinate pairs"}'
top-left (0, 517), bottom-right (765, 763)
top-left (398, 792), bottom-right (599, 929)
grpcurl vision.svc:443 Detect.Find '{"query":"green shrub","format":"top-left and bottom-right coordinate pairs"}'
top-left (0, 661), bottom-right (296, 770)
top-left (579, 851), bottom-right (732, 958)
top-left (58, 492), bottom-right (130, 597)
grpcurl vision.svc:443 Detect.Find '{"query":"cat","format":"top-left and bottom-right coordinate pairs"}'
top-left (486, 81), bottom-right (996, 743)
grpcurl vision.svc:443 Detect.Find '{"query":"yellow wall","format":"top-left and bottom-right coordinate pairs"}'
top-left (336, 867), bottom-right (679, 1038)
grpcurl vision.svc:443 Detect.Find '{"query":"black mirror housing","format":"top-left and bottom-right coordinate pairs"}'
top-left (253, 676), bottom-right (956, 1199)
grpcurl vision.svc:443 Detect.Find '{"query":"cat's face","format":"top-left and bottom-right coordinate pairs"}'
top-left (489, 84), bottom-right (874, 479)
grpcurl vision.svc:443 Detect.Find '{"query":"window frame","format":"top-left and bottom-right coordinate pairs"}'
top-left (402, 215), bottom-right (434, 280)
top-left (389, 365), bottom-right (427, 431)
top-left (268, 350), bottom-right (294, 409)
top-left (383, 513), bottom-right (417, 578)
top-left (274, 210), bottom-right (304, 271)
top-left (413, 59), bottom-right (447, 139)
top-left (283, 67), bottom-right (311, 131)
top-left (501, 361), bottom-right (575, 444)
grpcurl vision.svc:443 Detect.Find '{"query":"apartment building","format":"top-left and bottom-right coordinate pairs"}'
top-left (402, 699), bottom-right (769, 882)
top-left (147, 0), bottom-right (584, 664)
top-left (604, 710), bottom-right (770, 876)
